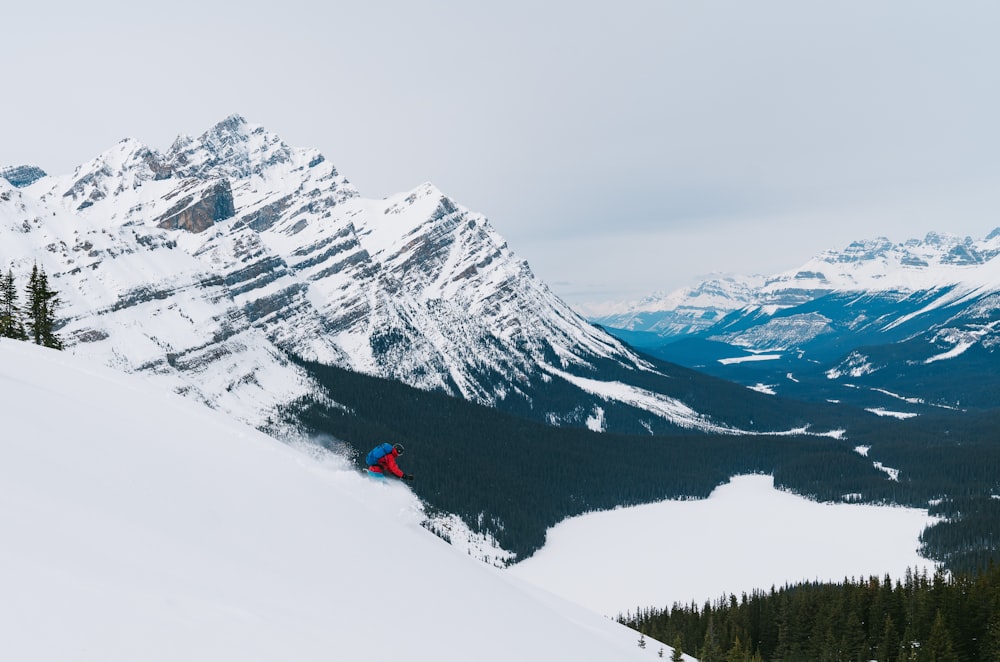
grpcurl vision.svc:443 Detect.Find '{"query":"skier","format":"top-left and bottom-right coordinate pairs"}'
top-left (366, 442), bottom-right (414, 481)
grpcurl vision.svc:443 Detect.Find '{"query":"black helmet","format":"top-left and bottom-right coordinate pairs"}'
top-left (393, 443), bottom-right (405, 455)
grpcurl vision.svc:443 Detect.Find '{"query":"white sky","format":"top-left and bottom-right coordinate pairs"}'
top-left (4, 0), bottom-right (1000, 305)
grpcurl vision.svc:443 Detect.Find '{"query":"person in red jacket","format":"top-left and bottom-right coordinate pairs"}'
top-left (367, 443), bottom-right (414, 481)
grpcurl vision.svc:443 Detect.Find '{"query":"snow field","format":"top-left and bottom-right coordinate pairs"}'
top-left (0, 339), bottom-right (679, 661)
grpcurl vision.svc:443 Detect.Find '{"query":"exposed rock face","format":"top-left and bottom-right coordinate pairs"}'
top-left (156, 180), bottom-right (235, 232)
top-left (0, 165), bottom-right (47, 188)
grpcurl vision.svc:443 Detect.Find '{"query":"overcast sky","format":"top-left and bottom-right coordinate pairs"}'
top-left (4, 1), bottom-right (1000, 305)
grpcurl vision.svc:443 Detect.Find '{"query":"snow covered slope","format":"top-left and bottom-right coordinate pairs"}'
top-left (0, 338), bottom-right (681, 661)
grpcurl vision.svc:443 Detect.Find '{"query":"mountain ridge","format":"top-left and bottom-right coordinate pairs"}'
top-left (589, 230), bottom-right (1000, 412)
top-left (2, 114), bottom-right (789, 436)
top-left (589, 230), bottom-right (1000, 331)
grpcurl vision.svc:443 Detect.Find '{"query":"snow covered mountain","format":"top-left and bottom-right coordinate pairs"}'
top-left (0, 338), bottom-right (681, 662)
top-left (587, 275), bottom-right (765, 337)
top-left (2, 114), bottom-right (777, 435)
top-left (593, 231), bottom-right (1000, 412)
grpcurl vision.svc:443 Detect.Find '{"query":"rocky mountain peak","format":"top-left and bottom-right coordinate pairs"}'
top-left (831, 237), bottom-right (894, 263)
top-left (166, 114), bottom-right (294, 180)
top-left (213, 113), bottom-right (249, 135)
top-left (42, 138), bottom-right (175, 212)
top-left (921, 231), bottom-right (950, 248)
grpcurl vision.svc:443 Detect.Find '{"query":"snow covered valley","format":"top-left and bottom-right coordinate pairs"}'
top-left (508, 475), bottom-right (936, 617)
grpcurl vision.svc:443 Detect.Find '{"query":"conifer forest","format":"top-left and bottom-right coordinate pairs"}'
top-left (621, 564), bottom-right (1000, 662)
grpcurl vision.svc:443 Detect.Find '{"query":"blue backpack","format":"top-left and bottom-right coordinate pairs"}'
top-left (366, 443), bottom-right (394, 466)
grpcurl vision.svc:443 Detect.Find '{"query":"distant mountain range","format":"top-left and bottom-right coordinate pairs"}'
top-left (588, 231), bottom-right (1000, 413)
top-left (1, 114), bottom-right (834, 437)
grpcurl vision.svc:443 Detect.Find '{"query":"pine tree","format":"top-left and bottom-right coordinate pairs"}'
top-left (700, 615), bottom-right (724, 662)
top-left (924, 610), bottom-right (959, 662)
top-left (982, 592), bottom-right (1000, 662)
top-left (671, 635), bottom-right (685, 662)
top-left (0, 267), bottom-right (28, 340)
top-left (876, 614), bottom-right (901, 662)
top-left (725, 635), bottom-right (751, 662)
top-left (26, 264), bottom-right (42, 345)
top-left (25, 263), bottom-right (63, 350)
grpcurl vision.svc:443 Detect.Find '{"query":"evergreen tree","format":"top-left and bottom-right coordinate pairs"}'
top-left (841, 610), bottom-right (868, 661)
top-left (876, 614), bottom-right (901, 662)
top-left (700, 615), bottom-right (724, 662)
top-left (0, 267), bottom-right (28, 340)
top-left (924, 610), bottom-right (958, 662)
top-left (982, 608), bottom-right (1000, 661)
top-left (25, 263), bottom-right (63, 350)
top-left (671, 635), bottom-right (684, 662)
top-left (725, 635), bottom-right (751, 662)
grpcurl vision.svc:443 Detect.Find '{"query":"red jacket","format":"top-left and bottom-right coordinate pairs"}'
top-left (369, 448), bottom-right (404, 478)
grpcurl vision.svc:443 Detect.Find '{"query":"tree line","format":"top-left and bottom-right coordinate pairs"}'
top-left (0, 264), bottom-right (63, 349)
top-left (621, 564), bottom-right (1000, 661)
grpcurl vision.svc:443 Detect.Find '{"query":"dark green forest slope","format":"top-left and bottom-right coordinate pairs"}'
top-left (278, 356), bottom-right (1000, 570)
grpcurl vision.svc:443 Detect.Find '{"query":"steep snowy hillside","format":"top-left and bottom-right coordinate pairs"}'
top-left (2, 115), bottom-right (753, 435)
top-left (0, 338), bottom-right (681, 662)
